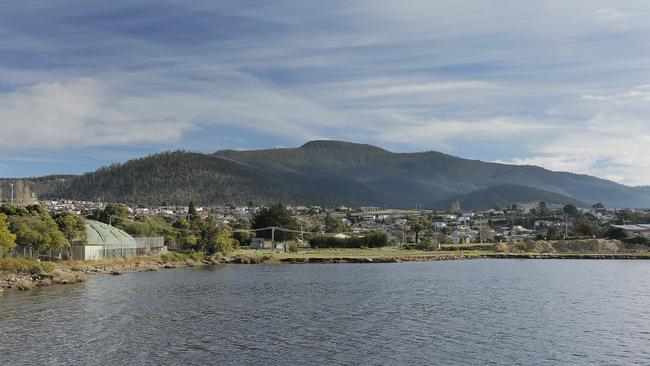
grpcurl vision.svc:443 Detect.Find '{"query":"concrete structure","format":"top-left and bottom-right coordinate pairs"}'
top-left (251, 237), bottom-right (268, 249)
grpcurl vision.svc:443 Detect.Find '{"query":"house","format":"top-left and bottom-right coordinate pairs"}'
top-left (451, 230), bottom-right (476, 244)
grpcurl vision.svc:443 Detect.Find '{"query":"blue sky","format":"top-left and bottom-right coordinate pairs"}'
top-left (1, 1), bottom-right (650, 185)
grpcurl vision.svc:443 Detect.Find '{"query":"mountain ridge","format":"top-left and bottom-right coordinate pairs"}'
top-left (1, 140), bottom-right (649, 209)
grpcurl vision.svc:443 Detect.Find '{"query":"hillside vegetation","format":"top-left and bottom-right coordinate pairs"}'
top-left (2, 140), bottom-right (649, 208)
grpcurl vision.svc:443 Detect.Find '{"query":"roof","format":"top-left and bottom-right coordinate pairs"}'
top-left (85, 220), bottom-right (137, 248)
top-left (611, 224), bottom-right (650, 231)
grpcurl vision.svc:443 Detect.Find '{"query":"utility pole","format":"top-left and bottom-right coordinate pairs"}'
top-left (271, 226), bottom-right (276, 254)
top-left (565, 214), bottom-right (568, 239)
top-left (434, 223), bottom-right (440, 250)
top-left (10, 182), bottom-right (14, 204)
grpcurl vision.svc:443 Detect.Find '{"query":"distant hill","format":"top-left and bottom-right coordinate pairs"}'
top-left (2, 140), bottom-right (650, 208)
top-left (431, 184), bottom-right (588, 210)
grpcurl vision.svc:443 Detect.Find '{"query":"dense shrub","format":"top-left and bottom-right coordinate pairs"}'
top-left (161, 252), bottom-right (188, 262)
top-left (494, 243), bottom-right (508, 253)
top-left (309, 232), bottom-right (388, 248)
top-left (187, 251), bottom-right (205, 261)
top-left (288, 242), bottom-right (299, 253)
top-left (0, 258), bottom-right (44, 274)
top-left (622, 236), bottom-right (649, 245)
top-left (40, 261), bottom-right (56, 272)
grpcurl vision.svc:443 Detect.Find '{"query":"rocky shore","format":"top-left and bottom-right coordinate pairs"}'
top-left (4, 243), bottom-right (650, 293)
top-left (0, 257), bottom-right (219, 293)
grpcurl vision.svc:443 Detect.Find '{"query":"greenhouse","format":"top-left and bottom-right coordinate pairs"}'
top-left (73, 220), bottom-right (166, 260)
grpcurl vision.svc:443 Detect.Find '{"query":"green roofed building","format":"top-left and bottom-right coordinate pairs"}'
top-left (73, 220), bottom-right (166, 260)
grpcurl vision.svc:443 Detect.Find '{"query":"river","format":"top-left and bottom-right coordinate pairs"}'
top-left (2, 260), bottom-right (650, 365)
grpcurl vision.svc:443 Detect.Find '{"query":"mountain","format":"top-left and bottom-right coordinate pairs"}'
top-left (2, 140), bottom-right (650, 208)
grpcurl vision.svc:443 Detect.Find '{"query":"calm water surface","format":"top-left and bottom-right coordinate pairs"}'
top-left (2, 260), bottom-right (650, 365)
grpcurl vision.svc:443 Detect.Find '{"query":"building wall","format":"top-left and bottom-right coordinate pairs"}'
top-left (72, 245), bottom-right (104, 261)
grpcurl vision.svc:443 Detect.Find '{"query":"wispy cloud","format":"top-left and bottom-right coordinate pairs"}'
top-left (1, 1), bottom-right (650, 184)
top-left (348, 81), bottom-right (497, 98)
top-left (0, 78), bottom-right (193, 149)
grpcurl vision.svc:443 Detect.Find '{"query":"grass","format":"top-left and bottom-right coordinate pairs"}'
top-left (233, 246), bottom-right (494, 260)
top-left (0, 258), bottom-right (54, 275)
top-left (232, 245), bottom-right (650, 262)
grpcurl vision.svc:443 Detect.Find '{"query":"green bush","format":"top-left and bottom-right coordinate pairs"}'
top-left (187, 251), bottom-right (205, 261)
top-left (161, 252), bottom-right (188, 262)
top-left (623, 236), bottom-right (649, 245)
top-left (514, 242), bottom-right (527, 251)
top-left (415, 242), bottom-right (434, 251)
top-left (40, 261), bottom-right (56, 272)
top-left (0, 258), bottom-right (43, 274)
top-left (288, 242), bottom-right (299, 253)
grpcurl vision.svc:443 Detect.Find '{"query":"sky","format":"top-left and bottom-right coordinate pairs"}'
top-left (1, 1), bottom-right (650, 185)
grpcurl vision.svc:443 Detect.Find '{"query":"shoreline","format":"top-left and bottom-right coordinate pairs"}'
top-left (3, 250), bottom-right (650, 293)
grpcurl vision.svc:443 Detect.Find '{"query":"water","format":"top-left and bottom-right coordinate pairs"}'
top-left (2, 260), bottom-right (650, 365)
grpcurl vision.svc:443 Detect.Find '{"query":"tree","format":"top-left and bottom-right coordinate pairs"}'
top-left (409, 218), bottom-right (431, 244)
top-left (605, 226), bottom-right (625, 240)
top-left (188, 201), bottom-right (198, 221)
top-left (593, 202), bottom-right (605, 210)
top-left (54, 212), bottom-right (87, 259)
top-left (0, 213), bottom-right (16, 256)
top-left (479, 226), bottom-right (496, 242)
top-left (184, 234), bottom-right (198, 250)
top-left (546, 226), bottom-right (562, 240)
top-left (55, 213), bottom-right (87, 244)
top-left (10, 213), bottom-right (66, 258)
top-left (450, 201), bottom-right (461, 214)
top-left (533, 201), bottom-right (551, 217)
top-left (208, 227), bottom-right (238, 255)
top-left (325, 213), bottom-right (348, 233)
top-left (97, 203), bottom-right (130, 226)
top-left (251, 203), bottom-right (298, 241)
top-left (575, 220), bottom-right (595, 237)
top-left (563, 204), bottom-right (579, 217)
top-left (0, 204), bottom-right (29, 216)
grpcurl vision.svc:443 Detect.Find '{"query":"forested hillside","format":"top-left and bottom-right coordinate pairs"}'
top-left (3, 141), bottom-right (650, 208)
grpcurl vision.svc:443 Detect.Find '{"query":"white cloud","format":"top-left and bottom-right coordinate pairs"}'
top-left (3, 0), bottom-right (650, 185)
top-left (502, 86), bottom-right (650, 185)
top-left (581, 85), bottom-right (650, 103)
top-left (366, 116), bottom-right (556, 149)
top-left (348, 81), bottom-right (497, 98)
top-left (594, 8), bottom-right (633, 30)
top-left (0, 78), bottom-right (193, 149)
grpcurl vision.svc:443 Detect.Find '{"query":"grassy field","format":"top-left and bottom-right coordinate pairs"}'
top-left (232, 246), bottom-right (650, 262)
top-left (233, 246), bottom-right (493, 260)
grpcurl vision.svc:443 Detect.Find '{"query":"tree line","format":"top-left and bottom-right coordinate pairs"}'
top-left (0, 204), bottom-right (86, 259)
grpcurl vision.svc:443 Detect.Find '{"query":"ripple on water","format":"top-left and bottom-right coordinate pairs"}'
top-left (2, 260), bottom-right (650, 365)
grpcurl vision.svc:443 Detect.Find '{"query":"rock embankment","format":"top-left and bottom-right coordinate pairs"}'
top-left (1, 257), bottom-right (222, 293)
top-left (495, 239), bottom-right (631, 254)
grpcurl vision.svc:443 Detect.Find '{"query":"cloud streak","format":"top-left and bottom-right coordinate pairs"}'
top-left (1, 1), bottom-right (650, 184)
